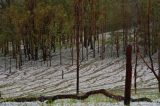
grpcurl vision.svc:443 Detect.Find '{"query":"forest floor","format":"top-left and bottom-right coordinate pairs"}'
top-left (0, 41), bottom-right (160, 105)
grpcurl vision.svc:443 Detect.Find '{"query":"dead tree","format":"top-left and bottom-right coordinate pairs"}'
top-left (124, 45), bottom-right (132, 105)
top-left (75, 0), bottom-right (83, 95)
top-left (91, 0), bottom-right (96, 58)
top-left (147, 0), bottom-right (160, 92)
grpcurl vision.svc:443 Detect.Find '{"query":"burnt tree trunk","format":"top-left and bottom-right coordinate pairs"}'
top-left (115, 33), bottom-right (119, 57)
top-left (71, 31), bottom-right (74, 65)
top-left (134, 46), bottom-right (138, 94)
top-left (124, 45), bottom-right (132, 105)
top-left (91, 0), bottom-right (96, 58)
top-left (75, 0), bottom-right (82, 95)
top-left (60, 34), bottom-right (62, 65)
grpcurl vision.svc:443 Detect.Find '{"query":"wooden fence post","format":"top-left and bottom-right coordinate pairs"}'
top-left (124, 45), bottom-right (132, 105)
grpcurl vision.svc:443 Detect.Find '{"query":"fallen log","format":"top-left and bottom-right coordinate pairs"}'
top-left (1, 89), bottom-right (152, 103)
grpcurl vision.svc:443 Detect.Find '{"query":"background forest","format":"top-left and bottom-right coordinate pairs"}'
top-left (0, 0), bottom-right (160, 67)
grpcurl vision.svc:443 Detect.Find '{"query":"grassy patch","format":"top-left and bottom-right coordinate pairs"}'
top-left (47, 94), bottom-right (119, 106)
top-left (1, 89), bottom-right (160, 106)
top-left (46, 90), bottom-right (160, 106)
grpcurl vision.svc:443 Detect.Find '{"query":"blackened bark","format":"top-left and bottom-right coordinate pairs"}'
top-left (9, 54), bottom-right (12, 73)
top-left (62, 69), bottom-right (64, 79)
top-left (75, 0), bottom-right (83, 95)
top-left (134, 47), bottom-right (138, 94)
top-left (12, 42), bottom-right (16, 59)
top-left (124, 45), bottom-right (132, 106)
top-left (34, 47), bottom-right (38, 61)
top-left (115, 33), bottom-right (119, 57)
top-left (60, 34), bottom-right (62, 65)
top-left (42, 47), bottom-right (47, 61)
top-left (71, 31), bottom-right (74, 65)
top-left (91, 0), bottom-right (96, 58)
top-left (97, 28), bottom-right (100, 53)
top-left (101, 28), bottom-right (105, 60)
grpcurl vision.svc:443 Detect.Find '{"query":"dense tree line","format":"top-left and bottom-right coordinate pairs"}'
top-left (0, 0), bottom-right (160, 94)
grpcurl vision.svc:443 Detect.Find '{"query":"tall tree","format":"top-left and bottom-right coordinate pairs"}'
top-left (75, 0), bottom-right (83, 95)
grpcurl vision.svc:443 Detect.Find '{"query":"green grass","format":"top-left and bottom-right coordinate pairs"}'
top-left (1, 89), bottom-right (160, 106)
top-left (46, 91), bottom-right (160, 106)
top-left (110, 88), bottom-right (160, 100)
top-left (47, 94), bottom-right (119, 106)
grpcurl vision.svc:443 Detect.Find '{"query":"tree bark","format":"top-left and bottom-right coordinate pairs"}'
top-left (75, 0), bottom-right (82, 95)
top-left (124, 45), bottom-right (132, 106)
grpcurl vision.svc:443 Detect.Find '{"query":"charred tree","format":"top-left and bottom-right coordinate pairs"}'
top-left (124, 45), bottom-right (132, 105)
top-left (75, 0), bottom-right (83, 95)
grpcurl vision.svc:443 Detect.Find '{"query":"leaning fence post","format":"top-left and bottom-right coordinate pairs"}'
top-left (124, 45), bottom-right (132, 105)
